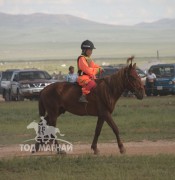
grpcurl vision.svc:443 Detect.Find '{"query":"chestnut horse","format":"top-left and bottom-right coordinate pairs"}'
top-left (38, 58), bottom-right (144, 154)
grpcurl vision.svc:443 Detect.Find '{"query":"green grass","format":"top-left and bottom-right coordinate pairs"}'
top-left (0, 154), bottom-right (175, 180)
top-left (0, 96), bottom-right (174, 145)
top-left (0, 96), bottom-right (174, 180)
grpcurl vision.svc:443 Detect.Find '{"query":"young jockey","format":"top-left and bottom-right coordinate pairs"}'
top-left (77, 40), bottom-right (102, 103)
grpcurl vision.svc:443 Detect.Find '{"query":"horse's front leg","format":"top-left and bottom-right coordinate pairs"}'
top-left (91, 117), bottom-right (104, 155)
top-left (105, 112), bottom-right (126, 154)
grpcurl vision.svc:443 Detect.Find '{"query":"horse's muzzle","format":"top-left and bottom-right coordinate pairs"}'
top-left (135, 89), bottom-right (144, 100)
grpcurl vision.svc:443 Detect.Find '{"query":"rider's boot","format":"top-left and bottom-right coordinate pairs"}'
top-left (79, 94), bottom-right (88, 103)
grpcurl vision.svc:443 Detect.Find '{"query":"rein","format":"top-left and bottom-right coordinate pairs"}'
top-left (125, 71), bottom-right (143, 92)
top-left (125, 72), bottom-right (134, 91)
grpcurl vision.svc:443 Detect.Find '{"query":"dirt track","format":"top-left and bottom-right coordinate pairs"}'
top-left (0, 140), bottom-right (175, 158)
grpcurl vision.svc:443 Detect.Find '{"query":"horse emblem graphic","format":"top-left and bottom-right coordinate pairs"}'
top-left (27, 117), bottom-right (64, 144)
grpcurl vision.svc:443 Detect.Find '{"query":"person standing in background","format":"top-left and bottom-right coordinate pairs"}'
top-left (146, 69), bottom-right (156, 95)
top-left (66, 66), bottom-right (78, 83)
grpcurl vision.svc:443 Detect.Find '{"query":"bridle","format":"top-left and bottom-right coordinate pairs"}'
top-left (125, 69), bottom-right (143, 93)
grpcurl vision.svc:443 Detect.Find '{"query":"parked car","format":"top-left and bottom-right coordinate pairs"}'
top-left (1, 69), bottom-right (56, 101)
top-left (145, 64), bottom-right (175, 96)
top-left (1, 69), bottom-right (20, 100)
top-left (0, 71), bottom-right (3, 94)
top-left (97, 66), bottom-right (120, 78)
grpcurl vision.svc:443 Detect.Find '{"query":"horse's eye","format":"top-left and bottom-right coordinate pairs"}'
top-left (130, 76), bottom-right (136, 81)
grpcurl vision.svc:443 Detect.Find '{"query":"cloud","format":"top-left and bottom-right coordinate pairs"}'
top-left (9, 0), bottom-right (31, 4)
top-left (166, 7), bottom-right (175, 18)
top-left (0, 0), bottom-right (4, 6)
top-left (12, 0), bottom-right (81, 5)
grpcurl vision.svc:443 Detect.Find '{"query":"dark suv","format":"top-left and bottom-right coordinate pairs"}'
top-left (145, 64), bottom-right (175, 96)
top-left (1, 69), bottom-right (56, 101)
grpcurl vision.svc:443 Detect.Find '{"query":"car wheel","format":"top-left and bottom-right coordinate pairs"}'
top-left (30, 97), bottom-right (38, 101)
top-left (4, 90), bottom-right (11, 101)
top-left (159, 92), bottom-right (166, 96)
top-left (153, 90), bottom-right (158, 96)
top-left (16, 89), bottom-right (24, 101)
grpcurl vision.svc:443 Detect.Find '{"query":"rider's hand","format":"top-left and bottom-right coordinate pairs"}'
top-left (89, 74), bottom-right (95, 79)
top-left (99, 67), bottom-right (104, 73)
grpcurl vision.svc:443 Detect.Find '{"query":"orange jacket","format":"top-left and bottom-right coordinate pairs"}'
top-left (78, 55), bottom-right (100, 77)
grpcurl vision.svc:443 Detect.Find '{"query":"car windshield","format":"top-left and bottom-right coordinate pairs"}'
top-left (97, 68), bottom-right (119, 78)
top-left (1, 71), bottom-right (13, 80)
top-left (151, 66), bottom-right (175, 78)
top-left (136, 69), bottom-right (146, 78)
top-left (103, 69), bottom-right (118, 76)
top-left (19, 71), bottom-right (51, 81)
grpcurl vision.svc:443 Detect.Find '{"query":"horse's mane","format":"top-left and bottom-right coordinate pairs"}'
top-left (96, 56), bottom-right (133, 86)
top-left (96, 67), bottom-right (126, 89)
top-left (94, 67), bottom-right (127, 112)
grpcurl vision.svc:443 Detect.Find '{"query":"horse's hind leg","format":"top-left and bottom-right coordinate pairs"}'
top-left (32, 142), bottom-right (40, 153)
top-left (46, 111), bottom-right (66, 155)
top-left (91, 117), bottom-right (104, 155)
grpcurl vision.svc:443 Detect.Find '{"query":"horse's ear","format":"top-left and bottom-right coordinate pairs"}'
top-left (133, 63), bottom-right (136, 69)
top-left (127, 56), bottom-right (135, 66)
top-left (129, 63), bottom-right (132, 69)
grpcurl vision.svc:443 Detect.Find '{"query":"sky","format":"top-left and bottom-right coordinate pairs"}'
top-left (0, 0), bottom-right (175, 25)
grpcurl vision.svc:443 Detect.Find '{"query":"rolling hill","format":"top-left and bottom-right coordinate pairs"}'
top-left (136, 18), bottom-right (175, 28)
top-left (0, 13), bottom-right (175, 60)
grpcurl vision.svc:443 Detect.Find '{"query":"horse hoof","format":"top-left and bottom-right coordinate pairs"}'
top-left (57, 150), bottom-right (67, 155)
top-left (94, 149), bottom-right (100, 155)
top-left (31, 150), bottom-right (36, 154)
top-left (120, 146), bottom-right (126, 154)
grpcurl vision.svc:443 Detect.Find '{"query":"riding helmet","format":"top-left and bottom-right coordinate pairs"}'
top-left (81, 40), bottom-right (96, 50)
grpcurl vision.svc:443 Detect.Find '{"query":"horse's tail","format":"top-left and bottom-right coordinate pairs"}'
top-left (38, 94), bottom-right (46, 117)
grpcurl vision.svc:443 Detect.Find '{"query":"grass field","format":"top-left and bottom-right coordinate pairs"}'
top-left (0, 96), bottom-right (174, 145)
top-left (0, 155), bottom-right (175, 180)
top-left (0, 96), bottom-right (175, 180)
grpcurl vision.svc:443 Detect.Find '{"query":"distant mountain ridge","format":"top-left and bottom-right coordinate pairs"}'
top-left (0, 12), bottom-right (115, 28)
top-left (136, 18), bottom-right (175, 28)
top-left (0, 12), bottom-right (174, 60)
top-left (0, 12), bottom-right (175, 28)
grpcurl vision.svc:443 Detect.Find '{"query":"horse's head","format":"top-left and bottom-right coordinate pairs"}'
top-left (124, 58), bottom-right (145, 100)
